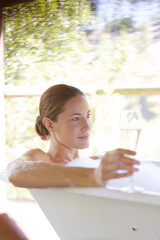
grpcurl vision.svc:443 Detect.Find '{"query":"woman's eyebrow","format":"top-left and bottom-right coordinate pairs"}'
top-left (69, 110), bottom-right (91, 117)
top-left (70, 113), bottom-right (81, 117)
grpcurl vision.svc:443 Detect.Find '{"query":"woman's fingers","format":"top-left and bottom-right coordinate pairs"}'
top-left (102, 154), bottom-right (140, 166)
top-left (121, 156), bottom-right (140, 165)
top-left (109, 155), bottom-right (140, 166)
top-left (100, 164), bottom-right (139, 181)
top-left (105, 162), bottom-right (139, 172)
top-left (98, 168), bottom-right (134, 182)
top-left (105, 148), bottom-right (136, 158)
top-left (107, 171), bottom-right (134, 179)
top-left (97, 148), bottom-right (141, 182)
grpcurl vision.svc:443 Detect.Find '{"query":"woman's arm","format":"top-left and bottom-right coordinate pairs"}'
top-left (7, 148), bottom-right (101, 188)
top-left (8, 159), bottom-right (101, 188)
top-left (7, 148), bottom-right (140, 188)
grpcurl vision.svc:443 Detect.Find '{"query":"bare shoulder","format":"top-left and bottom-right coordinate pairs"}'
top-left (21, 148), bottom-right (50, 162)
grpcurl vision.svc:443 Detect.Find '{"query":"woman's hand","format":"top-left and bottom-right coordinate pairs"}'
top-left (95, 148), bottom-right (140, 186)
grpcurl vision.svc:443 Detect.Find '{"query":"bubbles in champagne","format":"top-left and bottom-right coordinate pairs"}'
top-left (120, 128), bottom-right (141, 151)
top-left (120, 110), bottom-right (142, 151)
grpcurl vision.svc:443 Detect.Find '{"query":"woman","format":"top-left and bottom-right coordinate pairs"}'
top-left (8, 84), bottom-right (139, 188)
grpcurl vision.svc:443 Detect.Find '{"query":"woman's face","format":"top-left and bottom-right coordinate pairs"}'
top-left (52, 94), bottom-right (91, 150)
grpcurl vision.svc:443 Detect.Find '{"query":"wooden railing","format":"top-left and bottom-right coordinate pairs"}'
top-left (4, 85), bottom-right (160, 98)
top-left (112, 87), bottom-right (160, 96)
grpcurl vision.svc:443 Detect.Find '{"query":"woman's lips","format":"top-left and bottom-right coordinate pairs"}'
top-left (78, 136), bottom-right (89, 140)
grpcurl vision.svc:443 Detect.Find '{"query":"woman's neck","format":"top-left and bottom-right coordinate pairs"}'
top-left (47, 141), bottom-right (79, 162)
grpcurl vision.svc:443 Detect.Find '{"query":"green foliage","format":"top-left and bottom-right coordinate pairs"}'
top-left (3, 0), bottom-right (160, 87)
top-left (3, 0), bottom-right (94, 85)
top-left (5, 96), bottom-right (49, 163)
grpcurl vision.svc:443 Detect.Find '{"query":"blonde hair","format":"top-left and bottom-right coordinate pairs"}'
top-left (35, 84), bottom-right (84, 140)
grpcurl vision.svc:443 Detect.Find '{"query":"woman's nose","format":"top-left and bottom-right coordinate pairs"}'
top-left (81, 118), bottom-right (91, 131)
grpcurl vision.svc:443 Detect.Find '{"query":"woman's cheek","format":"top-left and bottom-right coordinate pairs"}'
top-left (69, 121), bottom-right (80, 127)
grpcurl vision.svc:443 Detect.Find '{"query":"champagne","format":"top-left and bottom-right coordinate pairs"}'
top-left (119, 110), bottom-right (143, 193)
top-left (120, 128), bottom-right (141, 151)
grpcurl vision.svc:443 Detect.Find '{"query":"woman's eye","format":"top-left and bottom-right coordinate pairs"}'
top-left (72, 117), bottom-right (80, 121)
top-left (87, 114), bottom-right (91, 119)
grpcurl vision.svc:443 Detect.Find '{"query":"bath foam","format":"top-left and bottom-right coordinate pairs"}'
top-left (66, 157), bottom-right (101, 168)
top-left (107, 160), bottom-right (160, 192)
top-left (7, 158), bottom-right (43, 178)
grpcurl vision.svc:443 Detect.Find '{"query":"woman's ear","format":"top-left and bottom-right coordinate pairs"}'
top-left (43, 117), bottom-right (54, 133)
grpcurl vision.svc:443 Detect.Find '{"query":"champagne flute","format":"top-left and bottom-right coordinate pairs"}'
top-left (120, 109), bottom-right (143, 193)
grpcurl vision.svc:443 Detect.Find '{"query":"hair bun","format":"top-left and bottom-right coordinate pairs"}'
top-left (35, 116), bottom-right (49, 140)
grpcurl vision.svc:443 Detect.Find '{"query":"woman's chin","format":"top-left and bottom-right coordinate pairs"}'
top-left (78, 142), bottom-right (89, 149)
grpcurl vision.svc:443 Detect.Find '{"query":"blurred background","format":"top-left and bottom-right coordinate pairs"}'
top-left (1, 0), bottom-right (160, 239)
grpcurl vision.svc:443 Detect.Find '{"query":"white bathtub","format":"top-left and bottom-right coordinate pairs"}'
top-left (30, 161), bottom-right (160, 240)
